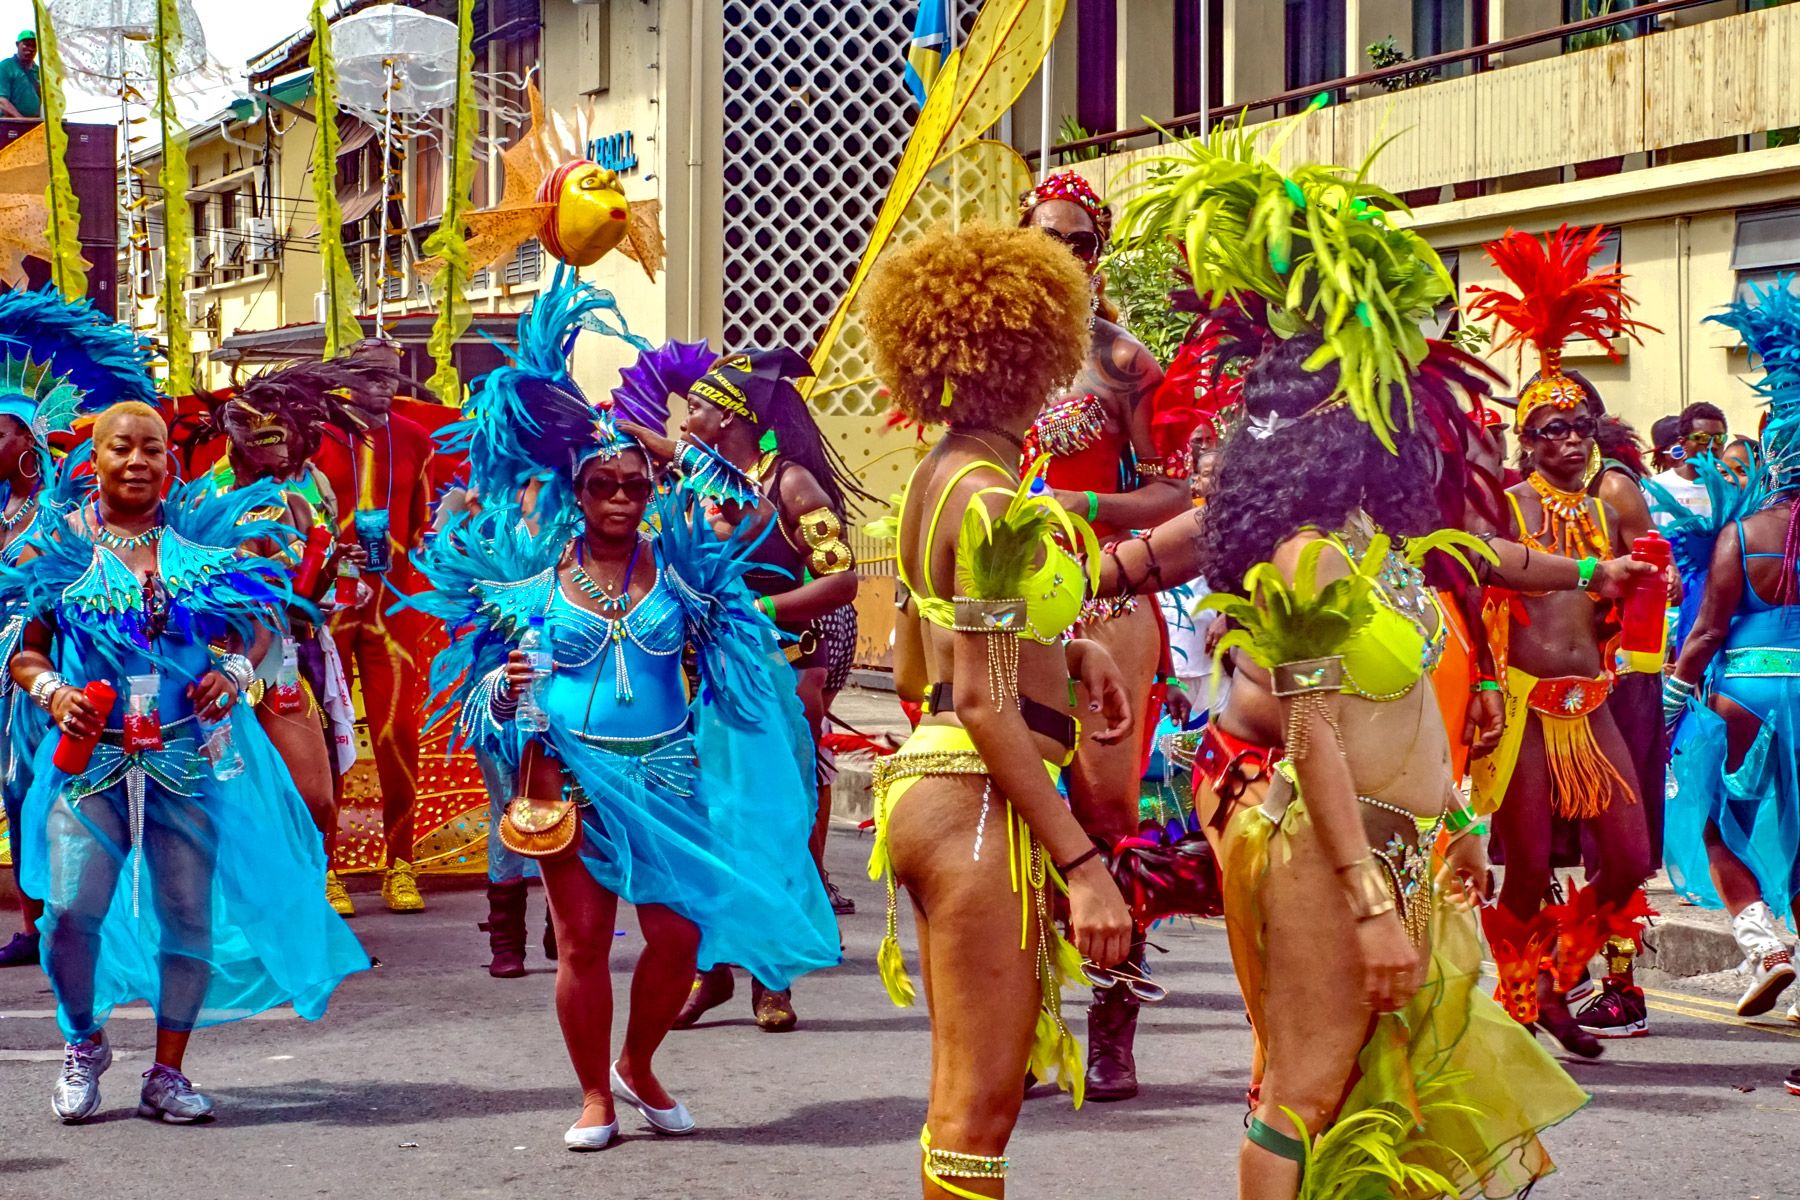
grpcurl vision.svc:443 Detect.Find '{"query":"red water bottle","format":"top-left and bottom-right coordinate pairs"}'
top-left (52, 680), bottom-right (118, 775)
top-left (291, 525), bottom-right (333, 599)
top-left (1621, 532), bottom-right (1671, 671)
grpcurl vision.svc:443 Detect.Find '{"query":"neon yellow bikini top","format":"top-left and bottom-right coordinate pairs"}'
top-left (1320, 531), bottom-right (1448, 701)
top-left (897, 457), bottom-right (1095, 644)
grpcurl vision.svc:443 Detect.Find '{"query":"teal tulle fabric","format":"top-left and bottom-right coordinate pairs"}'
top-left (0, 467), bottom-right (366, 1040)
top-left (1667, 681), bottom-right (1800, 923)
top-left (20, 696), bottom-right (369, 1040)
top-left (413, 490), bottom-right (839, 990)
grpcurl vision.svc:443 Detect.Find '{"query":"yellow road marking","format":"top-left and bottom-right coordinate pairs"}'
top-left (1642, 985), bottom-right (1740, 1011)
top-left (1643, 998), bottom-right (1800, 1039)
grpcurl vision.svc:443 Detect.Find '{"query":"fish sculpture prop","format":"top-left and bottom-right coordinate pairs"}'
top-left (417, 85), bottom-right (664, 281)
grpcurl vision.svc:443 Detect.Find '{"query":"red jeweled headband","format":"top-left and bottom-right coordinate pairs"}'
top-left (1019, 170), bottom-right (1113, 241)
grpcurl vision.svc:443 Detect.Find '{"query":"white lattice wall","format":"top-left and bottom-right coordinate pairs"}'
top-left (721, 0), bottom-right (917, 417)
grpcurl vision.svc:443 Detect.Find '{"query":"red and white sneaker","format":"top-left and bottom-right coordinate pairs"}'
top-left (1576, 979), bottom-right (1649, 1038)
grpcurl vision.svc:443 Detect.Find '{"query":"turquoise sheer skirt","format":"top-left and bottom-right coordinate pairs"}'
top-left (1667, 679), bottom-right (1800, 922)
top-left (20, 709), bottom-right (369, 1042)
top-left (544, 711), bottom-right (840, 992)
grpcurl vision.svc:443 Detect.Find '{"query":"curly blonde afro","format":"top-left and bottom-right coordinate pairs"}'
top-left (861, 220), bottom-right (1090, 428)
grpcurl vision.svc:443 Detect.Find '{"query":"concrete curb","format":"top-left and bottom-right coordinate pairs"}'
top-left (1641, 911), bottom-right (1747, 978)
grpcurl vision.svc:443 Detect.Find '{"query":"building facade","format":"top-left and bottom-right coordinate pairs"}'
top-left (1048, 0), bottom-right (1800, 442)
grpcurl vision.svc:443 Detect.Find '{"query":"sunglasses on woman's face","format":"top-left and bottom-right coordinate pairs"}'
top-left (583, 477), bottom-right (653, 502)
top-left (1523, 416), bottom-right (1596, 443)
top-left (1042, 227), bottom-right (1101, 261)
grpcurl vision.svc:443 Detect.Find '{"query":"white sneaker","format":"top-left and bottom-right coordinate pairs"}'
top-left (1730, 903), bottom-right (1796, 1017)
top-left (51, 1031), bottom-right (112, 1123)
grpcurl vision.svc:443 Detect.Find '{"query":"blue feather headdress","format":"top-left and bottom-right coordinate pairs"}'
top-left (1706, 274), bottom-right (1800, 485)
top-left (0, 287), bottom-right (157, 463)
top-left (441, 264), bottom-right (649, 517)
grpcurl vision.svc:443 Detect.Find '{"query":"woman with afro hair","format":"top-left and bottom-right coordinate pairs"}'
top-left (862, 219), bottom-right (1133, 1197)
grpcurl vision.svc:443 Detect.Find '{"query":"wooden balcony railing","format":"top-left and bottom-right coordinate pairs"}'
top-left (1031, 0), bottom-right (1730, 165)
top-left (1065, 1), bottom-right (1800, 203)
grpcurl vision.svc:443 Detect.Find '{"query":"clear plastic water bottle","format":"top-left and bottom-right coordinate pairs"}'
top-left (197, 709), bottom-right (246, 781)
top-left (515, 614), bottom-right (551, 733)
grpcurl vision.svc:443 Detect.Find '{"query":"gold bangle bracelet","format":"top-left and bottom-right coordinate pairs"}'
top-left (1336, 856), bottom-right (1396, 922)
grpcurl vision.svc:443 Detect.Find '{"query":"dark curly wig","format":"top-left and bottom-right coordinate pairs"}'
top-left (1197, 335), bottom-right (1443, 592)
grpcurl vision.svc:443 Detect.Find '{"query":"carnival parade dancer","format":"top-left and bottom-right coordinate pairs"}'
top-left (312, 339), bottom-right (435, 913)
top-left (1019, 170), bottom-right (1191, 1099)
top-left (1465, 226), bottom-right (1661, 1055)
top-left (415, 272), bottom-right (838, 1149)
top-left (0, 291), bottom-right (63, 969)
top-left (0, 382), bottom-right (368, 1123)
top-left (862, 219), bottom-right (1134, 1198)
top-left (625, 348), bottom-right (867, 1032)
top-left (1662, 277), bottom-right (1800, 1021)
top-left (206, 360), bottom-right (382, 917)
top-left (1102, 125), bottom-right (1648, 1198)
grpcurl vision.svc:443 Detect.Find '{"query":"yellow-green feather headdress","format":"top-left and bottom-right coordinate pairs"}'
top-left (1117, 114), bottom-right (1453, 452)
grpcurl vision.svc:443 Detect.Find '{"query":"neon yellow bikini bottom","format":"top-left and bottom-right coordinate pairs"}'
top-left (866, 723), bottom-right (1091, 1105)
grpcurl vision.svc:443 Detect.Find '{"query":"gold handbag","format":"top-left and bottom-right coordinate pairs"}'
top-left (496, 744), bottom-right (579, 860)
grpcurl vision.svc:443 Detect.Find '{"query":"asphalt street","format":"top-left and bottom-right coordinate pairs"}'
top-left (1, 829), bottom-right (1796, 1200)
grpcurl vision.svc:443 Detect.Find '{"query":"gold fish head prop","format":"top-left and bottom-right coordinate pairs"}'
top-left (536, 160), bottom-right (631, 268)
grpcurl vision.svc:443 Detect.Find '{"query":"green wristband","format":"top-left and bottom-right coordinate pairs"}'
top-left (1472, 679), bottom-right (1501, 694)
top-left (1085, 491), bottom-right (1100, 523)
top-left (756, 595), bottom-right (777, 621)
top-left (1577, 556), bottom-right (1598, 592)
top-left (1445, 805), bottom-right (1481, 833)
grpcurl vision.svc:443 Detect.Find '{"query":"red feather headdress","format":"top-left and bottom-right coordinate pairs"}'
top-left (1148, 296), bottom-right (1266, 464)
top-left (1464, 224), bottom-right (1655, 429)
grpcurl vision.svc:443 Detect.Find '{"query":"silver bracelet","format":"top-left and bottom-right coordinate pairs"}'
top-left (29, 671), bottom-right (68, 711)
top-left (217, 654), bottom-right (255, 692)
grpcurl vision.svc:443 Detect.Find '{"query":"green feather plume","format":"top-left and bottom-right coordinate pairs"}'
top-left (1204, 535), bottom-right (1385, 671)
top-left (1116, 115), bottom-right (1452, 452)
top-left (1401, 527), bottom-right (1498, 582)
top-left (1287, 1071), bottom-right (1483, 1199)
top-left (954, 459), bottom-right (1100, 600)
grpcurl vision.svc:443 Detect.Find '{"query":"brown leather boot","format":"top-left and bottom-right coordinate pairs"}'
top-left (485, 880), bottom-right (528, 979)
top-left (1085, 982), bottom-right (1140, 1101)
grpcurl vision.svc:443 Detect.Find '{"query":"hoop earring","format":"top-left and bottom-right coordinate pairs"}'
top-left (18, 452), bottom-right (38, 481)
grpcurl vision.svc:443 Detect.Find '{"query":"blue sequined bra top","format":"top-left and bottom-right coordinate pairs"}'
top-left (541, 563), bottom-right (690, 738)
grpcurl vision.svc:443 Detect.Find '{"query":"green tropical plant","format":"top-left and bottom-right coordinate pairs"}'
top-left (1055, 115), bottom-right (1106, 164)
top-left (1568, 0), bottom-right (1630, 51)
top-left (1098, 237), bottom-right (1192, 365)
top-left (1367, 36), bottom-right (1437, 91)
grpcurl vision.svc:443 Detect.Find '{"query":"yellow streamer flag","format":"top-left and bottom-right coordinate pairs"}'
top-left (420, 0), bottom-right (475, 404)
top-left (809, 0), bottom-right (1066, 403)
top-left (154, 0), bottom-right (192, 394)
top-left (309, 0), bottom-right (363, 359)
top-left (33, 0), bottom-right (85, 302)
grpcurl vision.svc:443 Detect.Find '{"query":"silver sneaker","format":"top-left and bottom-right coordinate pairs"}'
top-left (137, 1064), bottom-right (215, 1124)
top-left (51, 1031), bottom-right (112, 1123)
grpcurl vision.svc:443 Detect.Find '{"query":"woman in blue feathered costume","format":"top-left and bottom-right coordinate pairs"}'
top-left (415, 268), bottom-right (838, 1150)
top-left (1, 376), bottom-right (367, 1125)
top-left (1661, 276), bottom-right (1800, 1024)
